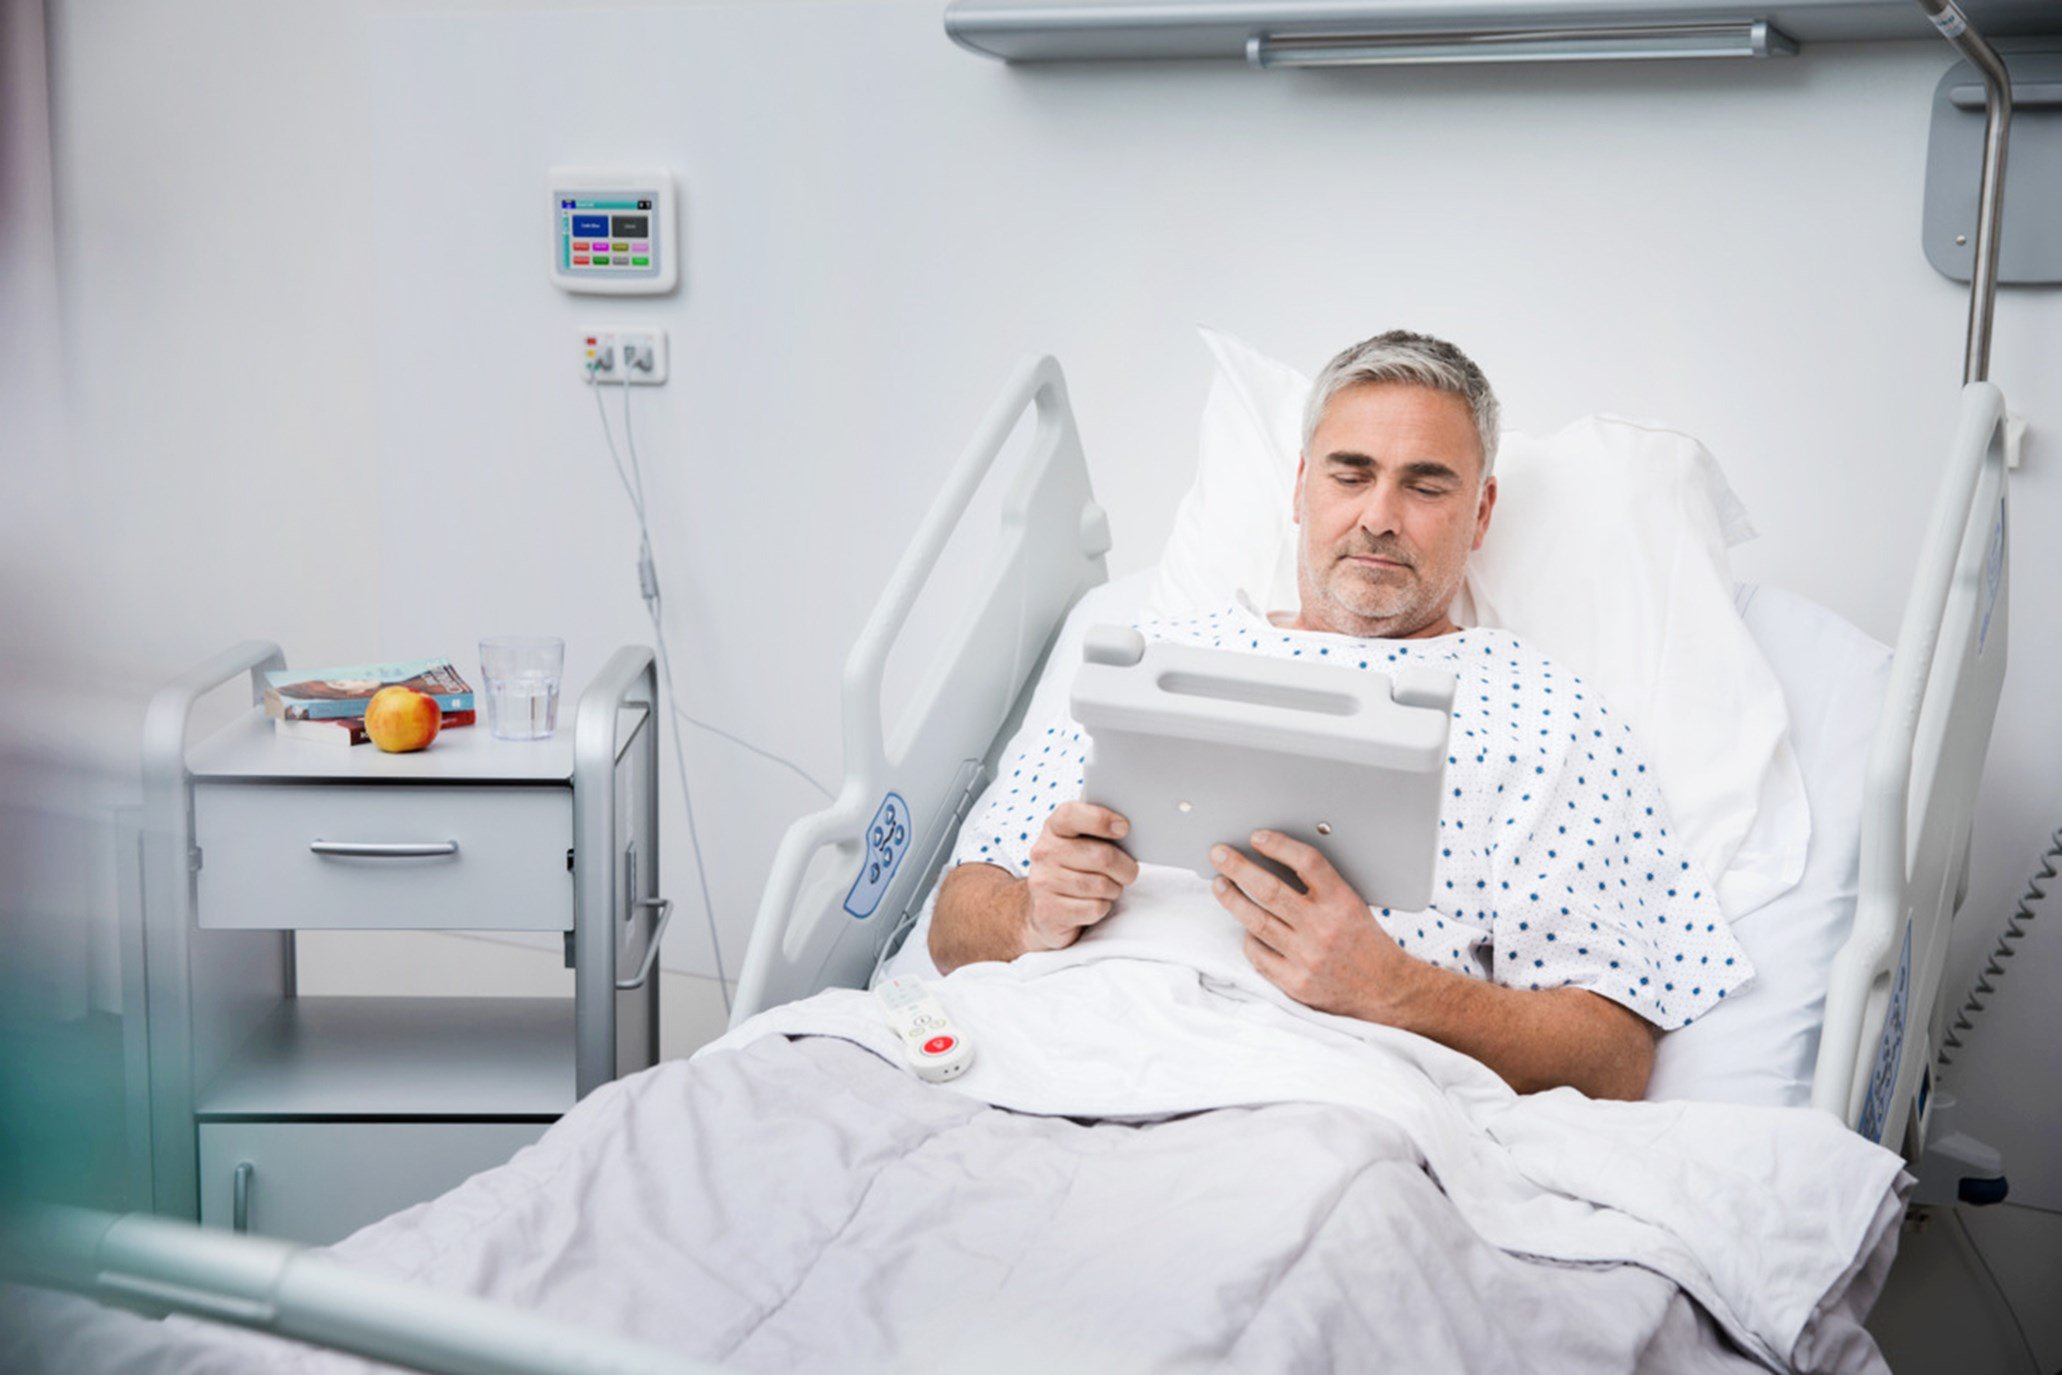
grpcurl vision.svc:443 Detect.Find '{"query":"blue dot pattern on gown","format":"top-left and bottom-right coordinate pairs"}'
top-left (948, 601), bottom-right (1755, 1032)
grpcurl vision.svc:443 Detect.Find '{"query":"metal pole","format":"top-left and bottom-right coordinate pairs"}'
top-left (1913, 0), bottom-right (2013, 384)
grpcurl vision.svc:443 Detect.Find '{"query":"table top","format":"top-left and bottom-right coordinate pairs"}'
top-left (186, 704), bottom-right (649, 784)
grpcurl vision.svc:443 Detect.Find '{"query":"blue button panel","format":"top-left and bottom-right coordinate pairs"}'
top-left (571, 214), bottom-right (610, 238)
top-left (1860, 923), bottom-right (1911, 1144)
top-left (843, 792), bottom-right (911, 920)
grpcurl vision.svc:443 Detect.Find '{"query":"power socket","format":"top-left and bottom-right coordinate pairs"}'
top-left (581, 327), bottom-right (668, 385)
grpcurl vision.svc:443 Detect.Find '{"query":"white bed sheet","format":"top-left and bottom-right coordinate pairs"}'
top-left (1645, 585), bottom-right (1890, 1106)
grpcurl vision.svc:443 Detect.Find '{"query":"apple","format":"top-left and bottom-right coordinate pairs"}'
top-left (364, 686), bottom-right (442, 753)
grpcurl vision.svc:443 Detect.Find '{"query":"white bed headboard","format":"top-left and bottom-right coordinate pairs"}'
top-left (730, 357), bottom-right (1109, 1025)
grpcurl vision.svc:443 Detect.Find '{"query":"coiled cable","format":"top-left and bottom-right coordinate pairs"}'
top-left (1937, 824), bottom-right (2061, 1067)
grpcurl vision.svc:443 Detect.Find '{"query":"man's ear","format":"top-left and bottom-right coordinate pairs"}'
top-left (1291, 453), bottom-right (1307, 526)
top-left (1471, 476), bottom-right (1497, 552)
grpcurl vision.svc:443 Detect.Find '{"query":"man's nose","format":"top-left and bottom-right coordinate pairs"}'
top-left (1355, 481), bottom-right (1404, 538)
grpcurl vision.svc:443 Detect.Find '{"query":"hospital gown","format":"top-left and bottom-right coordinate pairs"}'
top-left (950, 602), bottom-right (1754, 1030)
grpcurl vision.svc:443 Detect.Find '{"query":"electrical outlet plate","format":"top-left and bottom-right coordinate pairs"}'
top-left (581, 327), bottom-right (668, 385)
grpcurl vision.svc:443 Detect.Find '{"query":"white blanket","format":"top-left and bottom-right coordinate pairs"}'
top-left (2, 873), bottom-right (1903, 1375)
top-left (709, 868), bottom-right (1907, 1371)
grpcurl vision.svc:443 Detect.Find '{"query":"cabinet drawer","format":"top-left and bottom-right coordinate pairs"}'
top-left (195, 784), bottom-right (572, 930)
top-left (199, 1120), bottom-right (547, 1246)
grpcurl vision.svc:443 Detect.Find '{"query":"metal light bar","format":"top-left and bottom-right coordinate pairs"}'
top-left (1915, 0), bottom-right (2012, 384)
top-left (1247, 19), bottom-right (1797, 67)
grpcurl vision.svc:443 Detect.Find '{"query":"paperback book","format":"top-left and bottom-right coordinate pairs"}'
top-left (264, 658), bottom-right (475, 721)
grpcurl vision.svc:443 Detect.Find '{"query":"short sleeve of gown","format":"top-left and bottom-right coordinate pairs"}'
top-left (1484, 684), bottom-right (1754, 1032)
top-left (947, 711), bottom-right (1090, 878)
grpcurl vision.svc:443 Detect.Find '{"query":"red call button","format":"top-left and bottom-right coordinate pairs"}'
top-left (922, 1035), bottom-right (956, 1056)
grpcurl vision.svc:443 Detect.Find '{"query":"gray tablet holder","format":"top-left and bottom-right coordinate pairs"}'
top-left (1070, 625), bottom-right (1454, 912)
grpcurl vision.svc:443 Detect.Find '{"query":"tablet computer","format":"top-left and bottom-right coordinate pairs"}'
top-left (1069, 626), bottom-right (1453, 912)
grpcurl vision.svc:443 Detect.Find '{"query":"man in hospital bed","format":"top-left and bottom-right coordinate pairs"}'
top-left (4, 330), bottom-right (1902, 1375)
top-left (929, 329), bottom-right (1752, 1101)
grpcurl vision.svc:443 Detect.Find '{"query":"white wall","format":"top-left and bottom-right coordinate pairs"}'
top-left (42, 1), bottom-right (2062, 1202)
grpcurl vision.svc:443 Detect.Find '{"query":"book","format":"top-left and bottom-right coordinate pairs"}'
top-left (264, 658), bottom-right (475, 721)
top-left (273, 709), bottom-right (477, 747)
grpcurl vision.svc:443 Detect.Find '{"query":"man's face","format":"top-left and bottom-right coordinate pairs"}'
top-left (1290, 381), bottom-right (1496, 640)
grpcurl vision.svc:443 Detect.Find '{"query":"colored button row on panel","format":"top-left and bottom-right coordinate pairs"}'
top-left (571, 256), bottom-right (652, 267)
top-left (571, 241), bottom-right (652, 252)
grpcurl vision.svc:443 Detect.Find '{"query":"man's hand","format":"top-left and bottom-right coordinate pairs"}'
top-left (930, 802), bottom-right (1139, 973)
top-left (1022, 801), bottom-right (1139, 952)
top-left (1209, 830), bottom-right (1417, 1023)
top-left (1209, 829), bottom-right (1656, 1100)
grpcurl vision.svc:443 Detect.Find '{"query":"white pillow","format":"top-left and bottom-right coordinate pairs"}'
top-left (1647, 585), bottom-right (1890, 1105)
top-left (1148, 327), bottom-right (1807, 919)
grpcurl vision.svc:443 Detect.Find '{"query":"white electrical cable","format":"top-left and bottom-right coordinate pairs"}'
top-left (584, 362), bottom-right (837, 806)
top-left (671, 709), bottom-right (834, 802)
top-left (612, 368), bottom-right (731, 1013)
top-left (585, 356), bottom-right (831, 1014)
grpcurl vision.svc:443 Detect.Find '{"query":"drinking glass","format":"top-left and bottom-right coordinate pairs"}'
top-left (479, 636), bottom-right (565, 741)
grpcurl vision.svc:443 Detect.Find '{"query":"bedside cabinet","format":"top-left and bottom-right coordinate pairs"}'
top-left (127, 642), bottom-right (667, 1245)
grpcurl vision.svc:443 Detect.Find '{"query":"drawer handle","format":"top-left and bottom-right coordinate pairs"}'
top-left (309, 840), bottom-right (460, 858)
top-left (615, 897), bottom-right (674, 991)
top-left (232, 1161), bottom-right (253, 1233)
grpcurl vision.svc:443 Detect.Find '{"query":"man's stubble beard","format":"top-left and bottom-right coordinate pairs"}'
top-left (1303, 538), bottom-right (1437, 630)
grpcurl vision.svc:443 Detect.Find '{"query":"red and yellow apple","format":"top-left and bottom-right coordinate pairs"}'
top-left (364, 686), bottom-right (442, 753)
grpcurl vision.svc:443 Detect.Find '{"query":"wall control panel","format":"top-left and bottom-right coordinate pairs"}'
top-left (549, 169), bottom-right (677, 295)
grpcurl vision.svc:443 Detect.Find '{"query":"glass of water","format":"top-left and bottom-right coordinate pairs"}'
top-left (479, 636), bottom-right (565, 741)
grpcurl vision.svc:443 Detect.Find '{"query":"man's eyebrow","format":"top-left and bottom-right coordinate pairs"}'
top-left (1322, 452), bottom-right (1464, 483)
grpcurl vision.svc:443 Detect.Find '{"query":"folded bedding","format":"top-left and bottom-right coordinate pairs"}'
top-left (8, 881), bottom-right (1904, 1375)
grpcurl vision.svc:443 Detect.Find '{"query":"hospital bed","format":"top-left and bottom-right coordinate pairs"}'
top-left (5, 0), bottom-right (2030, 1361)
top-left (0, 335), bottom-right (2013, 1373)
top-left (742, 349), bottom-right (2007, 1161)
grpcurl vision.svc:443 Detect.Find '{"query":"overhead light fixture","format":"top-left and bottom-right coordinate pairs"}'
top-left (1247, 20), bottom-right (1798, 68)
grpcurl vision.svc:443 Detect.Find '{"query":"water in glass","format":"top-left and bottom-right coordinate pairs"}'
top-left (485, 672), bottom-right (560, 741)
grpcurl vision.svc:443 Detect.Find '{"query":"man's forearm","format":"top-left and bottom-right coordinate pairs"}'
top-left (929, 862), bottom-right (1030, 974)
top-left (1376, 963), bottom-right (1656, 1101)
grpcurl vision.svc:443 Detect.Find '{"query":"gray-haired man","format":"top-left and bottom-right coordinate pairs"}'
top-left (927, 331), bottom-right (1752, 1102)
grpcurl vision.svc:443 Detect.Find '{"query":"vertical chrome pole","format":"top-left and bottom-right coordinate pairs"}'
top-left (1913, 0), bottom-right (2013, 384)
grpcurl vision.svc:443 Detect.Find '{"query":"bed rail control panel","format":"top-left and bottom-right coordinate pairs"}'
top-left (1072, 626), bottom-right (1454, 913)
top-left (844, 792), bottom-right (913, 920)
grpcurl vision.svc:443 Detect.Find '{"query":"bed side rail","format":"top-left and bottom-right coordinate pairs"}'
top-left (730, 356), bottom-right (1109, 1024)
top-left (0, 1204), bottom-right (724, 1375)
top-left (1812, 382), bottom-right (2009, 1153)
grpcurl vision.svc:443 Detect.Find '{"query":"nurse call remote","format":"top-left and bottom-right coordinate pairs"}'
top-left (874, 976), bottom-right (974, 1083)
